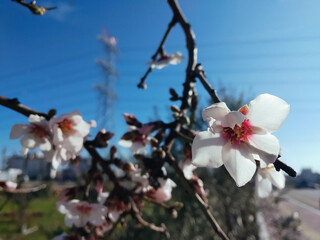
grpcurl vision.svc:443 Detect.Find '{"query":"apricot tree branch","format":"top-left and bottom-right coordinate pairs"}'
top-left (165, 152), bottom-right (229, 240)
top-left (131, 198), bottom-right (170, 238)
top-left (0, 95), bottom-right (47, 118)
top-left (195, 64), bottom-right (221, 103)
top-left (138, 17), bottom-right (177, 89)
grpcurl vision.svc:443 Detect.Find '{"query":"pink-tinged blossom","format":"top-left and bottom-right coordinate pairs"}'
top-left (98, 192), bottom-right (123, 223)
top-left (179, 159), bottom-right (196, 180)
top-left (57, 200), bottom-right (107, 228)
top-left (146, 178), bottom-right (176, 203)
top-left (192, 94), bottom-right (289, 187)
top-left (255, 164), bottom-right (285, 198)
top-left (189, 176), bottom-right (208, 203)
top-left (119, 114), bottom-right (159, 155)
top-left (148, 52), bottom-right (184, 69)
top-left (10, 114), bottom-right (52, 155)
top-left (49, 111), bottom-right (96, 166)
top-left (93, 173), bottom-right (104, 194)
top-left (0, 181), bottom-right (17, 191)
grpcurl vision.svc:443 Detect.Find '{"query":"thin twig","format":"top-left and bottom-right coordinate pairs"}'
top-left (165, 153), bottom-right (229, 240)
top-left (138, 17), bottom-right (177, 89)
top-left (131, 198), bottom-right (170, 238)
top-left (84, 141), bottom-right (119, 185)
top-left (194, 63), bottom-right (221, 103)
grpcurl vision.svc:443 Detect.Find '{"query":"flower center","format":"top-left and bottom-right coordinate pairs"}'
top-left (76, 204), bottom-right (92, 215)
top-left (29, 124), bottom-right (48, 138)
top-left (58, 119), bottom-right (74, 134)
top-left (222, 119), bottom-right (252, 145)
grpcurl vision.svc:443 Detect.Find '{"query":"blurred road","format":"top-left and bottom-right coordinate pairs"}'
top-left (279, 189), bottom-right (320, 240)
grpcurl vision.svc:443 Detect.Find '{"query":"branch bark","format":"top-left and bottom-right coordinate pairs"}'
top-left (138, 17), bottom-right (177, 89)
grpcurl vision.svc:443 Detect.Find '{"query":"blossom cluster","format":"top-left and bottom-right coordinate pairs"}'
top-left (192, 93), bottom-right (289, 196)
top-left (10, 111), bottom-right (96, 170)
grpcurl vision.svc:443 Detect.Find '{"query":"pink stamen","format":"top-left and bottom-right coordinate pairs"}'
top-left (222, 119), bottom-right (252, 145)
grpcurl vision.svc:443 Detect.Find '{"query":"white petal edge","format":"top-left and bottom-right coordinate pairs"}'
top-left (201, 102), bottom-right (230, 123)
top-left (256, 175), bottom-right (272, 198)
top-left (10, 124), bottom-right (28, 139)
top-left (192, 131), bottom-right (225, 168)
top-left (268, 167), bottom-right (285, 189)
top-left (222, 142), bottom-right (256, 187)
top-left (248, 133), bottom-right (280, 163)
top-left (246, 93), bottom-right (290, 133)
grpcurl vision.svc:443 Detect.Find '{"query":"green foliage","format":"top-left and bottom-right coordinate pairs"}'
top-left (0, 187), bottom-right (67, 240)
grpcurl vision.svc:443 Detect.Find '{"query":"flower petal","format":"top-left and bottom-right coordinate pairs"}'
top-left (223, 111), bottom-right (245, 128)
top-left (246, 94), bottom-right (290, 133)
top-left (222, 142), bottom-right (256, 187)
top-left (20, 134), bottom-right (36, 149)
top-left (201, 102), bottom-right (230, 123)
top-left (10, 124), bottom-right (28, 139)
top-left (192, 131), bottom-right (225, 168)
top-left (118, 139), bottom-right (133, 148)
top-left (248, 133), bottom-right (280, 163)
top-left (256, 175), bottom-right (272, 198)
top-left (268, 167), bottom-right (285, 189)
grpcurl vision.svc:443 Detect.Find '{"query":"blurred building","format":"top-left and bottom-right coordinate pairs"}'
top-left (4, 153), bottom-right (51, 180)
top-left (3, 153), bottom-right (91, 181)
top-left (289, 168), bottom-right (320, 188)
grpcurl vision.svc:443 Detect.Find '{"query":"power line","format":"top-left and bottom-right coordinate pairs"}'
top-left (2, 34), bottom-right (320, 81)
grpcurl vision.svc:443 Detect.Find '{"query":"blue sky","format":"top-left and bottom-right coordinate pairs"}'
top-left (1, 0), bottom-right (320, 173)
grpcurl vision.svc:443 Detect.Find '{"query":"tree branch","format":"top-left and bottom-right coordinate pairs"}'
top-left (138, 17), bottom-right (177, 89)
top-left (195, 63), bottom-right (221, 103)
top-left (131, 198), bottom-right (170, 238)
top-left (165, 153), bottom-right (229, 240)
top-left (0, 95), bottom-right (47, 118)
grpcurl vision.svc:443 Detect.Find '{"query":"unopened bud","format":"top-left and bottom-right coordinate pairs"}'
top-left (95, 130), bottom-right (114, 148)
top-left (171, 209), bottom-right (178, 219)
top-left (170, 105), bottom-right (180, 113)
top-left (110, 146), bottom-right (117, 159)
top-left (121, 132), bottom-right (133, 141)
top-left (169, 88), bottom-right (179, 101)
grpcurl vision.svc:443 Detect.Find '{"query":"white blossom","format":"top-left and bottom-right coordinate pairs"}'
top-left (10, 114), bottom-right (52, 155)
top-left (192, 94), bottom-right (289, 187)
top-left (57, 200), bottom-right (107, 228)
top-left (146, 178), bottom-right (176, 202)
top-left (256, 164), bottom-right (285, 198)
top-left (49, 111), bottom-right (96, 166)
top-left (148, 52), bottom-right (183, 69)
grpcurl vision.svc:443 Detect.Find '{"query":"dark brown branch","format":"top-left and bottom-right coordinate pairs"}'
top-left (131, 198), bottom-right (170, 238)
top-left (274, 159), bottom-right (296, 177)
top-left (0, 95), bottom-right (47, 118)
top-left (165, 153), bottom-right (229, 240)
top-left (195, 64), bottom-right (221, 103)
top-left (167, 0), bottom-right (197, 111)
top-left (138, 17), bottom-right (177, 89)
top-left (84, 141), bottom-right (119, 185)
